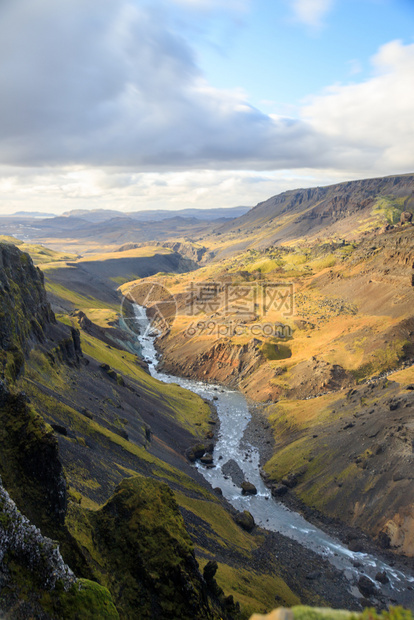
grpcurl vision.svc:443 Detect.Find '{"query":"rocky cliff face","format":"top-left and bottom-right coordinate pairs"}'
top-left (157, 334), bottom-right (286, 400)
top-left (162, 241), bottom-right (208, 263)
top-left (0, 242), bottom-right (55, 380)
top-left (0, 241), bottom-right (82, 380)
top-left (0, 473), bottom-right (118, 618)
top-left (0, 380), bottom-right (67, 531)
top-left (216, 173), bottom-right (414, 248)
top-left (0, 242), bottom-right (54, 344)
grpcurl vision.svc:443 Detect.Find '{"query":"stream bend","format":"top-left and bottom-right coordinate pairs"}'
top-left (132, 304), bottom-right (414, 604)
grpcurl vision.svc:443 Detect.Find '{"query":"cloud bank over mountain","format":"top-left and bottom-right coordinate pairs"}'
top-left (0, 0), bottom-right (412, 213)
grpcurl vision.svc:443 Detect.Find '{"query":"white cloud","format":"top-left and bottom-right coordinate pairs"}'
top-left (291, 0), bottom-right (334, 27)
top-left (0, 166), bottom-right (363, 215)
top-left (303, 40), bottom-right (414, 171)
top-left (0, 0), bottom-right (324, 170)
top-left (170, 0), bottom-right (250, 11)
top-left (0, 0), bottom-right (412, 218)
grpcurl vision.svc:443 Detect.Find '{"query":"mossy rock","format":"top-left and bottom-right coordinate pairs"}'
top-left (241, 481), bottom-right (258, 496)
top-left (234, 510), bottom-right (255, 532)
top-left (68, 477), bottom-right (220, 619)
top-left (42, 579), bottom-right (119, 619)
top-left (0, 381), bottom-right (67, 534)
top-left (0, 243), bottom-right (55, 381)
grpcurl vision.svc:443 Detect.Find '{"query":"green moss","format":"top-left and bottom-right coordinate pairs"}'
top-left (350, 339), bottom-right (409, 382)
top-left (66, 318), bottom-right (211, 437)
top-left (213, 564), bottom-right (299, 619)
top-left (293, 607), bottom-right (355, 620)
top-left (45, 279), bottom-right (118, 310)
top-left (291, 607), bottom-right (413, 620)
top-left (261, 341), bottom-right (292, 361)
top-left (371, 196), bottom-right (408, 225)
top-left (41, 579), bottom-right (119, 619)
top-left (0, 386), bottom-right (65, 537)
top-left (66, 477), bottom-right (219, 619)
top-left (175, 492), bottom-right (258, 553)
top-left (360, 608), bottom-right (413, 620)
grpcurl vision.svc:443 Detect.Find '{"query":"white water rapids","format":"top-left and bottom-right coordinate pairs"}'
top-left (132, 304), bottom-right (414, 605)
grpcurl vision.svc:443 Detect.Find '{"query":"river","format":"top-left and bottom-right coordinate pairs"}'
top-left (132, 303), bottom-right (414, 607)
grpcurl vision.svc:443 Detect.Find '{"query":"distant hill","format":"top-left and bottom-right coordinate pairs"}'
top-left (11, 211), bottom-right (56, 218)
top-left (0, 210), bottom-right (249, 250)
top-left (62, 206), bottom-right (251, 222)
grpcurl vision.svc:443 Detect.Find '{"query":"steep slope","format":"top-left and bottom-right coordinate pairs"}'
top-left (207, 173), bottom-right (414, 258)
top-left (262, 369), bottom-right (414, 557)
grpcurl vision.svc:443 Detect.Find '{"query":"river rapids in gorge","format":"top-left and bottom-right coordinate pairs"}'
top-left (132, 304), bottom-right (414, 607)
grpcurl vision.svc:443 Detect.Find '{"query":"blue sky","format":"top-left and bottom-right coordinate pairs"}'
top-left (192, 0), bottom-right (414, 105)
top-left (192, 0), bottom-right (414, 112)
top-left (0, 0), bottom-right (413, 214)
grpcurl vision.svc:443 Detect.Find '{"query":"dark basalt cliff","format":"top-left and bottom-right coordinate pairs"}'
top-left (0, 242), bottom-right (54, 344)
top-left (0, 241), bottom-right (81, 381)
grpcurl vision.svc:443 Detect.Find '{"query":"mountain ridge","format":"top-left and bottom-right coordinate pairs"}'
top-left (208, 173), bottom-right (414, 259)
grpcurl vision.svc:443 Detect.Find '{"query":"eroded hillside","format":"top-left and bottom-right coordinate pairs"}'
top-left (117, 176), bottom-right (414, 564)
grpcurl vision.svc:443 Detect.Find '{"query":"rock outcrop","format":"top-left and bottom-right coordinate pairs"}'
top-left (0, 242), bottom-right (55, 380)
top-left (217, 173), bottom-right (414, 248)
top-left (0, 474), bottom-right (118, 619)
top-left (0, 241), bottom-right (82, 379)
top-left (68, 477), bottom-right (228, 619)
top-left (0, 380), bottom-right (67, 533)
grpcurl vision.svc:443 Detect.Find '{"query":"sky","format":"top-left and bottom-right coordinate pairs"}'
top-left (0, 0), bottom-right (413, 215)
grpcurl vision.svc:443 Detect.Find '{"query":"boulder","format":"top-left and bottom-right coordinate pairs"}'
top-left (348, 539), bottom-right (364, 553)
top-left (234, 510), bottom-right (255, 532)
top-left (377, 531), bottom-right (391, 549)
top-left (200, 453), bottom-right (213, 465)
top-left (357, 575), bottom-right (378, 598)
top-left (193, 444), bottom-right (206, 459)
top-left (203, 560), bottom-right (218, 584)
top-left (281, 473), bottom-right (298, 488)
top-left (51, 424), bottom-right (68, 436)
top-left (222, 459), bottom-right (245, 486)
top-left (241, 481), bottom-right (257, 496)
top-left (375, 571), bottom-right (389, 584)
top-left (271, 484), bottom-right (288, 497)
top-left (400, 211), bottom-right (413, 224)
top-left (185, 448), bottom-right (196, 463)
